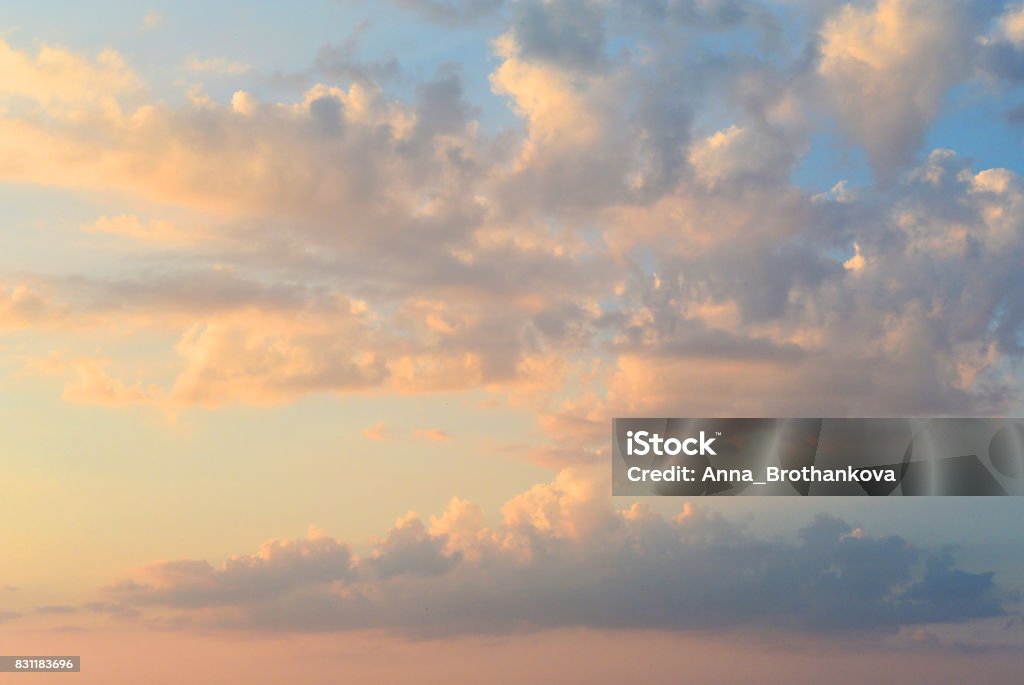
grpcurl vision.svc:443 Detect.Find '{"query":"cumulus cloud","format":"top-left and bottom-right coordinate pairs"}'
top-left (0, 282), bottom-right (64, 330)
top-left (93, 469), bottom-right (1009, 637)
top-left (165, 319), bottom-right (389, 406)
top-left (367, 513), bottom-right (461, 579)
top-left (0, 38), bottom-right (142, 110)
top-left (997, 3), bottom-right (1024, 46)
top-left (108, 526), bottom-right (354, 608)
top-left (817, 0), bottom-right (980, 178)
top-left (688, 124), bottom-right (796, 188)
top-left (609, 147), bottom-right (1024, 412)
top-left (0, 50), bottom-right (481, 225)
top-left (979, 2), bottom-right (1024, 83)
top-left (4, 3), bottom-right (1024, 466)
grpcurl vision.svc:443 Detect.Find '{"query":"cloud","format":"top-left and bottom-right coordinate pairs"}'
top-left (393, 0), bottom-right (504, 26)
top-left (978, 3), bottom-right (1024, 84)
top-left (509, 0), bottom-right (607, 72)
top-left (63, 358), bottom-right (163, 406)
top-left (314, 23), bottom-right (401, 84)
top-left (817, 0), bottom-right (980, 178)
top-left (164, 320), bottom-right (389, 406)
top-left (108, 526), bottom-right (354, 608)
top-left (999, 3), bottom-right (1024, 46)
top-left (367, 513), bottom-right (461, 579)
top-left (489, 33), bottom-right (603, 151)
top-left (843, 242), bottom-right (866, 272)
top-left (142, 11), bottom-right (165, 31)
top-left (94, 469), bottom-right (1010, 637)
top-left (0, 66), bottom-right (479, 222)
top-left (4, 2), bottom-right (1024, 667)
top-left (688, 124), bottom-right (796, 188)
top-left (4, 6), bottom-right (1024, 465)
top-left (83, 214), bottom-right (196, 244)
top-left (363, 421), bottom-right (392, 442)
top-left (0, 282), bottom-right (64, 330)
top-left (415, 428), bottom-right (453, 441)
top-left (0, 38), bottom-right (142, 110)
top-left (602, 148), bottom-right (1024, 416)
top-left (35, 605), bottom-right (79, 614)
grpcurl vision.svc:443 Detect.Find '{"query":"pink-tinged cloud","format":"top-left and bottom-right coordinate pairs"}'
top-left (0, 282), bottom-right (65, 330)
top-left (93, 469), bottom-right (1008, 638)
top-left (818, 0), bottom-right (979, 178)
top-left (4, 2), bottom-right (1024, 456)
top-left (106, 528), bottom-right (354, 608)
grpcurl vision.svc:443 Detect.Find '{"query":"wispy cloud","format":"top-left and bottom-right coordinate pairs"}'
top-left (141, 10), bottom-right (165, 32)
top-left (415, 428), bottom-right (453, 441)
top-left (363, 421), bottom-right (393, 442)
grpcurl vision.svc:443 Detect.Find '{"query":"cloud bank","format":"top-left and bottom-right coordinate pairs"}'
top-left (94, 469), bottom-right (1009, 637)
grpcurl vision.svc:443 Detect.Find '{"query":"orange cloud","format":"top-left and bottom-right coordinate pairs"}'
top-left (415, 428), bottom-right (453, 441)
top-left (0, 282), bottom-right (65, 330)
top-left (0, 38), bottom-right (142, 109)
top-left (363, 421), bottom-right (392, 442)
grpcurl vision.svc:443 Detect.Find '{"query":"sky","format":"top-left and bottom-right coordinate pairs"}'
top-left (2, 0), bottom-right (1024, 682)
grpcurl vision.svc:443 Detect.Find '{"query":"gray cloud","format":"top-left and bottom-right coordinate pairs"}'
top-left (511, 0), bottom-right (608, 72)
top-left (368, 515), bottom-right (462, 579)
top-left (315, 23), bottom-right (401, 85)
top-left (108, 533), bottom-right (355, 608)
top-left (392, 0), bottom-right (505, 26)
top-left (96, 473), bottom-right (1011, 637)
top-left (815, 0), bottom-right (985, 180)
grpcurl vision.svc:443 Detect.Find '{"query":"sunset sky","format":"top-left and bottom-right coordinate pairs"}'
top-left (3, 0), bottom-right (1024, 682)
